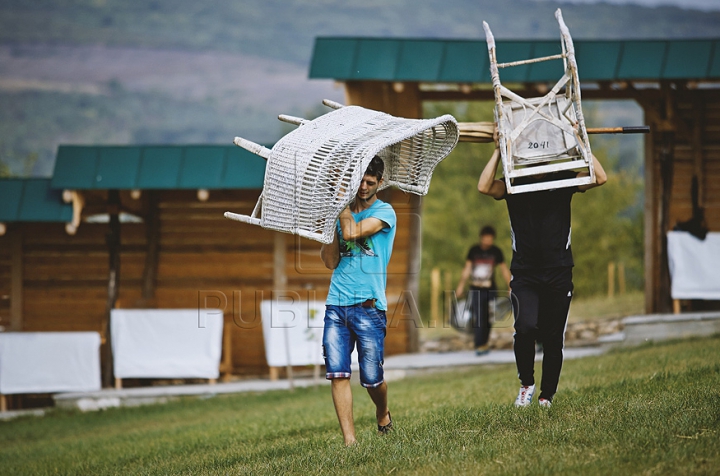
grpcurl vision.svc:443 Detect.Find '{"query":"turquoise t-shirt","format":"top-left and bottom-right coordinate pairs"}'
top-left (326, 200), bottom-right (396, 311)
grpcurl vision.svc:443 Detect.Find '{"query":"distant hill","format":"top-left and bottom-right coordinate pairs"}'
top-left (0, 0), bottom-right (718, 175)
top-left (2, 0), bottom-right (719, 64)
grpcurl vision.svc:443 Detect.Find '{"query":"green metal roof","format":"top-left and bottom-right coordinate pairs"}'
top-left (310, 38), bottom-right (720, 82)
top-left (0, 179), bottom-right (72, 223)
top-left (51, 145), bottom-right (267, 190)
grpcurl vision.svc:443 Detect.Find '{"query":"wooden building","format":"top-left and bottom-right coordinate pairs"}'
top-left (4, 37), bottom-right (720, 393)
top-left (0, 145), bottom-right (422, 385)
top-left (309, 37), bottom-right (720, 314)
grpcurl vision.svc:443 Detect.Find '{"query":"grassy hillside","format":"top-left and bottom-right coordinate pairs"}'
top-left (2, 1), bottom-right (719, 64)
top-left (1, 0), bottom-right (717, 175)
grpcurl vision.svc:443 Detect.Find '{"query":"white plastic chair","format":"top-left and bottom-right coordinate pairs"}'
top-left (483, 9), bottom-right (595, 194)
top-left (225, 100), bottom-right (458, 243)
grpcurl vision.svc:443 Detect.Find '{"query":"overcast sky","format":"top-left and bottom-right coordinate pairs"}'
top-left (533, 0), bottom-right (720, 10)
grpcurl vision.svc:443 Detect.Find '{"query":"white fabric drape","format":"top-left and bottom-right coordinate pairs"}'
top-left (667, 231), bottom-right (720, 300)
top-left (0, 332), bottom-right (101, 394)
top-left (111, 309), bottom-right (223, 379)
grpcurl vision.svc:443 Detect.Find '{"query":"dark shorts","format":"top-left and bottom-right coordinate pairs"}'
top-left (322, 304), bottom-right (386, 388)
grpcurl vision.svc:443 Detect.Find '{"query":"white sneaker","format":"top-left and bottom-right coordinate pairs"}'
top-left (514, 384), bottom-right (535, 407)
top-left (538, 398), bottom-right (552, 408)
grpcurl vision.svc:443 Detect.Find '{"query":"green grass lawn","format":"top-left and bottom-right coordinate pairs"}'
top-left (2, 336), bottom-right (719, 475)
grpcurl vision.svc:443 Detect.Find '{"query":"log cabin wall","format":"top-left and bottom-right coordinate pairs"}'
top-left (4, 186), bottom-right (417, 376)
top-left (641, 88), bottom-right (720, 313)
top-left (344, 80), bottom-right (423, 354)
top-left (311, 37), bottom-right (720, 315)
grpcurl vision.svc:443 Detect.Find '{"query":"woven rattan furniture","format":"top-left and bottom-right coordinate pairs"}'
top-left (225, 100), bottom-right (458, 244)
top-left (484, 9), bottom-right (595, 194)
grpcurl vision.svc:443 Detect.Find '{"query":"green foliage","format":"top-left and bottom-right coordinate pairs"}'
top-left (419, 101), bottom-right (512, 316)
top-left (0, 336), bottom-right (718, 475)
top-left (571, 150), bottom-right (644, 297)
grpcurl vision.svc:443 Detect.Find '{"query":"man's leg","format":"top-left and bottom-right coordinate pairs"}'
top-left (331, 378), bottom-right (357, 446)
top-left (478, 288), bottom-right (491, 348)
top-left (366, 381), bottom-right (391, 427)
top-left (511, 272), bottom-right (540, 387)
top-left (354, 306), bottom-right (391, 429)
top-left (469, 289), bottom-right (481, 349)
top-left (537, 268), bottom-right (573, 401)
top-left (323, 306), bottom-right (355, 445)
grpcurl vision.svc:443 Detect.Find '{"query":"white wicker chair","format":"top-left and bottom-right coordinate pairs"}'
top-left (225, 100), bottom-right (458, 244)
top-left (484, 9), bottom-right (595, 194)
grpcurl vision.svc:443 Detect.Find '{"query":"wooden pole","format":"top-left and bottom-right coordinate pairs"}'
top-left (404, 195), bottom-right (422, 351)
top-left (443, 270), bottom-right (453, 327)
top-left (430, 268), bottom-right (440, 327)
top-left (141, 191), bottom-right (160, 305)
top-left (102, 190), bottom-right (121, 389)
top-left (10, 227), bottom-right (23, 331)
top-left (457, 122), bottom-right (649, 143)
top-left (608, 262), bottom-right (615, 298)
top-left (273, 233), bottom-right (293, 388)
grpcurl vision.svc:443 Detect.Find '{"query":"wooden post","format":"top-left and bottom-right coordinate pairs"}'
top-left (404, 194), bottom-right (422, 352)
top-left (608, 262), bottom-right (615, 298)
top-left (10, 227), bottom-right (23, 331)
top-left (443, 270), bottom-right (453, 327)
top-left (658, 130), bottom-right (675, 314)
top-left (643, 107), bottom-right (657, 315)
top-left (273, 233), bottom-right (293, 387)
top-left (269, 367), bottom-right (280, 381)
top-left (115, 378), bottom-right (122, 389)
top-left (102, 190), bottom-right (121, 389)
top-left (618, 262), bottom-right (626, 295)
top-left (673, 299), bottom-right (681, 314)
top-left (430, 268), bottom-right (440, 326)
top-left (0, 394), bottom-right (6, 413)
top-left (219, 322), bottom-right (233, 382)
top-left (141, 191), bottom-right (160, 305)
top-left (692, 100), bottom-right (705, 208)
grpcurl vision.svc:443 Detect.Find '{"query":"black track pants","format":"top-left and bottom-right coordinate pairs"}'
top-left (468, 287), bottom-right (491, 348)
top-left (510, 267), bottom-right (573, 399)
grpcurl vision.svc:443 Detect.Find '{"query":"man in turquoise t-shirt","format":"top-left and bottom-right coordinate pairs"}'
top-left (321, 155), bottom-right (397, 446)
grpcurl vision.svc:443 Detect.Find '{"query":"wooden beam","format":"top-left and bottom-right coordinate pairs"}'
top-left (272, 232), bottom-right (292, 385)
top-left (404, 195), bottom-right (422, 352)
top-left (10, 227), bottom-right (23, 331)
top-left (658, 131), bottom-right (675, 314)
top-left (102, 190), bottom-right (121, 388)
top-left (643, 124), bottom-right (656, 314)
top-left (141, 191), bottom-right (160, 304)
top-left (345, 81), bottom-right (422, 118)
top-left (692, 99), bottom-right (705, 208)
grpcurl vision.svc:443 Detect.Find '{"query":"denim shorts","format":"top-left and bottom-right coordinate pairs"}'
top-left (322, 304), bottom-right (387, 388)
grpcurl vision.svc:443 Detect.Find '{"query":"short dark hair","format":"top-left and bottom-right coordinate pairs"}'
top-left (480, 225), bottom-right (496, 237)
top-left (364, 156), bottom-right (385, 180)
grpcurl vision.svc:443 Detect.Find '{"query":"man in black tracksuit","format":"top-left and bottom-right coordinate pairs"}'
top-left (478, 137), bottom-right (607, 407)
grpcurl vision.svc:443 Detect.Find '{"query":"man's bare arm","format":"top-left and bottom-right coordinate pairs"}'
top-left (478, 148), bottom-right (507, 199)
top-left (337, 207), bottom-right (386, 241)
top-left (455, 260), bottom-right (472, 298)
top-left (321, 230), bottom-right (340, 269)
top-left (499, 262), bottom-right (512, 289)
top-left (577, 153), bottom-right (608, 191)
